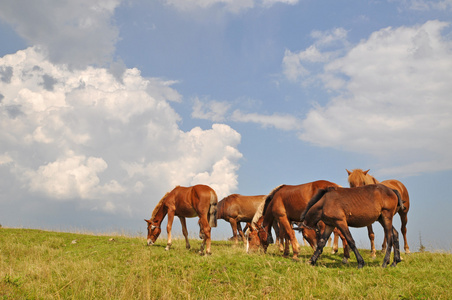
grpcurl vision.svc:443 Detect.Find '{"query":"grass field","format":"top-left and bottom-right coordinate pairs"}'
top-left (1, 227), bottom-right (451, 299)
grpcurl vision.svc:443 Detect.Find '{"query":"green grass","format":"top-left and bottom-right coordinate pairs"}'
top-left (1, 228), bottom-right (451, 299)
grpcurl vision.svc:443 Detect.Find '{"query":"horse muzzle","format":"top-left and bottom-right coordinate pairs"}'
top-left (147, 239), bottom-right (154, 246)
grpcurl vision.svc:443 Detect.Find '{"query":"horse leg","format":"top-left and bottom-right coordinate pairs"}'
top-left (229, 218), bottom-right (239, 244)
top-left (281, 228), bottom-right (291, 257)
top-left (399, 212), bottom-right (410, 254)
top-left (331, 230), bottom-right (339, 254)
top-left (272, 221), bottom-right (284, 252)
top-left (335, 228), bottom-right (350, 264)
top-left (279, 217), bottom-right (299, 261)
top-left (179, 217), bottom-right (190, 250)
top-left (237, 222), bottom-right (246, 243)
top-left (337, 223), bottom-right (365, 268)
top-left (309, 225), bottom-right (334, 266)
top-left (198, 217), bottom-right (212, 255)
top-left (165, 212), bottom-right (175, 251)
top-left (367, 225), bottom-right (377, 258)
top-left (378, 217), bottom-right (394, 268)
top-left (391, 226), bottom-right (401, 267)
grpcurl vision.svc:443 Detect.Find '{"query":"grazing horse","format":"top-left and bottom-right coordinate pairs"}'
top-left (144, 185), bottom-right (218, 255)
top-left (347, 169), bottom-right (410, 256)
top-left (247, 180), bottom-right (350, 262)
top-left (300, 184), bottom-right (405, 268)
top-left (217, 194), bottom-right (266, 244)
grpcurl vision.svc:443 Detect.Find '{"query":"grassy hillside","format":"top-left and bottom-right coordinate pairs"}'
top-left (1, 228), bottom-right (450, 299)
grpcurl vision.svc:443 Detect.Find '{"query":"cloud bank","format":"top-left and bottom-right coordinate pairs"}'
top-left (283, 20), bottom-right (452, 176)
top-left (0, 47), bottom-right (242, 215)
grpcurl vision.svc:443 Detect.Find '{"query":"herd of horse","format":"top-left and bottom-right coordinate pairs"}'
top-left (144, 169), bottom-right (410, 268)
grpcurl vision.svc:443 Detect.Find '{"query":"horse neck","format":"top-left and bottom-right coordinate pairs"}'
top-left (151, 202), bottom-right (168, 225)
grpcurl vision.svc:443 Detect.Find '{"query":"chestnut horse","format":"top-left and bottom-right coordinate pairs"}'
top-left (247, 180), bottom-right (350, 262)
top-left (144, 184), bottom-right (218, 255)
top-left (217, 194), bottom-right (266, 244)
top-left (300, 184), bottom-right (405, 268)
top-left (347, 169), bottom-right (410, 256)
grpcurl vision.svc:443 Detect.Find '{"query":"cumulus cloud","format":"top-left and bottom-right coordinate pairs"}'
top-left (0, 47), bottom-right (242, 214)
top-left (286, 20), bottom-right (452, 176)
top-left (0, 0), bottom-right (120, 68)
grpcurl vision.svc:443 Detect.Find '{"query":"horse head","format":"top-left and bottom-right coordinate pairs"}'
top-left (144, 219), bottom-right (162, 245)
top-left (347, 169), bottom-right (374, 187)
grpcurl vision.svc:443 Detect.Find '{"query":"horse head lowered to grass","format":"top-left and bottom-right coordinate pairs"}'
top-left (246, 180), bottom-right (350, 262)
top-left (145, 184), bottom-right (218, 255)
top-left (300, 184), bottom-right (405, 268)
top-left (217, 194), bottom-right (266, 244)
top-left (347, 169), bottom-right (410, 256)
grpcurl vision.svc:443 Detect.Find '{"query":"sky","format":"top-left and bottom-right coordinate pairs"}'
top-left (0, 0), bottom-right (451, 252)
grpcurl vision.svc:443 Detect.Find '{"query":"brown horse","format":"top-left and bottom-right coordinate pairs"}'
top-left (144, 184), bottom-right (218, 255)
top-left (217, 194), bottom-right (266, 244)
top-left (347, 169), bottom-right (410, 256)
top-left (247, 180), bottom-right (350, 262)
top-left (300, 184), bottom-right (405, 268)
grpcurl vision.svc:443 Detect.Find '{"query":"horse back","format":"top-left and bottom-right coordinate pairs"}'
top-left (218, 194), bottom-right (265, 221)
top-left (270, 180), bottom-right (340, 221)
top-left (321, 184), bottom-right (399, 227)
top-left (171, 185), bottom-right (216, 218)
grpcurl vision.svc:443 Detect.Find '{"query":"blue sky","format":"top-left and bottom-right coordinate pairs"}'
top-left (0, 0), bottom-right (451, 252)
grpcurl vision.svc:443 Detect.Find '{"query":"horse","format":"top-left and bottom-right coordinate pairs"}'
top-left (247, 180), bottom-right (350, 262)
top-left (245, 200), bottom-right (284, 253)
top-left (217, 194), bottom-right (266, 244)
top-left (347, 169), bottom-right (410, 256)
top-left (300, 184), bottom-right (405, 268)
top-left (144, 184), bottom-right (218, 255)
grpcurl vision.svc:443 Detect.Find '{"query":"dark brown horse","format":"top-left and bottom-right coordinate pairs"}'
top-left (347, 169), bottom-right (410, 256)
top-left (144, 185), bottom-right (218, 255)
top-left (217, 194), bottom-right (266, 244)
top-left (247, 180), bottom-right (350, 262)
top-left (300, 184), bottom-right (405, 268)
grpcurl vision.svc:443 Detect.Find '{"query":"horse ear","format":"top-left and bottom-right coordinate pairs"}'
top-left (346, 169), bottom-right (352, 175)
top-left (364, 169), bottom-right (370, 175)
top-left (144, 219), bottom-right (150, 224)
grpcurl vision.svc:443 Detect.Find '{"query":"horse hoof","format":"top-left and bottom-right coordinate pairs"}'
top-left (292, 257), bottom-right (299, 262)
top-left (358, 264), bottom-right (364, 269)
top-left (342, 258), bottom-right (349, 264)
top-left (165, 247), bottom-right (170, 251)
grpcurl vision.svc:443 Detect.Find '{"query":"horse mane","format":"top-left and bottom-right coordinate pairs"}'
top-left (151, 191), bottom-right (170, 220)
top-left (251, 200), bottom-right (266, 229)
top-left (263, 184), bottom-right (285, 215)
top-left (348, 169), bottom-right (379, 186)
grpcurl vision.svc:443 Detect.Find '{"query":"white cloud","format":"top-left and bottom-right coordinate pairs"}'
top-left (393, 0), bottom-right (452, 11)
top-left (163, 0), bottom-right (298, 13)
top-left (0, 0), bottom-right (120, 68)
top-left (231, 110), bottom-right (302, 130)
top-left (192, 97), bottom-right (231, 121)
top-left (282, 28), bottom-right (349, 85)
top-left (0, 47), bottom-right (242, 213)
top-left (294, 20), bottom-right (452, 175)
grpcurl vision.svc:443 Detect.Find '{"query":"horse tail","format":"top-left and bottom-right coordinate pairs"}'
top-left (300, 187), bottom-right (332, 222)
top-left (263, 184), bottom-right (285, 215)
top-left (392, 189), bottom-right (405, 211)
top-left (208, 190), bottom-right (218, 228)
